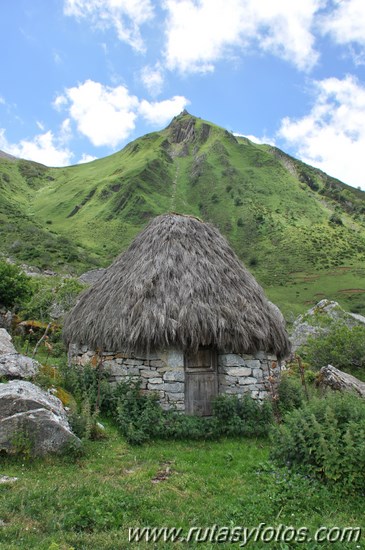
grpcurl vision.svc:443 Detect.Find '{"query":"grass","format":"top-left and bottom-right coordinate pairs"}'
top-left (0, 423), bottom-right (364, 549)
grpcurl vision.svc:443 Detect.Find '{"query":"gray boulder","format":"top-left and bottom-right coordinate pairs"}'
top-left (0, 328), bottom-right (39, 379)
top-left (0, 328), bottom-right (16, 354)
top-left (0, 380), bottom-right (80, 456)
top-left (290, 299), bottom-right (365, 353)
top-left (318, 365), bottom-right (365, 398)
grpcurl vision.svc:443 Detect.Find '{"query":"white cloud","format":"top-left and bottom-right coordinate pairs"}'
top-left (78, 153), bottom-right (98, 164)
top-left (58, 80), bottom-right (139, 147)
top-left (64, 0), bottom-right (154, 51)
top-left (0, 127), bottom-right (73, 167)
top-left (278, 75), bottom-right (365, 189)
top-left (141, 64), bottom-right (164, 96)
top-left (233, 132), bottom-right (276, 146)
top-left (163, 0), bottom-right (323, 73)
top-left (56, 79), bottom-right (190, 146)
top-left (322, 0), bottom-right (365, 46)
top-left (0, 96), bottom-right (5, 105)
top-left (139, 96), bottom-right (190, 125)
top-left (53, 94), bottom-right (68, 111)
top-left (36, 121), bottom-right (45, 131)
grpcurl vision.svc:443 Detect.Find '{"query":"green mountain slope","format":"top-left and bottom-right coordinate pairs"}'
top-left (1, 111), bottom-right (365, 317)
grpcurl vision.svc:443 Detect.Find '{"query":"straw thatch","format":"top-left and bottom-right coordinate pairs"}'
top-left (63, 213), bottom-right (290, 358)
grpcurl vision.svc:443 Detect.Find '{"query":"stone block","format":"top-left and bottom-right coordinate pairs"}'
top-left (224, 386), bottom-right (243, 394)
top-left (148, 378), bottom-right (163, 385)
top-left (166, 392), bottom-right (184, 401)
top-left (219, 354), bottom-right (245, 367)
top-left (226, 367), bottom-right (252, 377)
top-left (124, 359), bottom-right (143, 366)
top-left (166, 350), bottom-right (184, 368)
top-left (218, 375), bottom-right (237, 385)
top-left (105, 364), bottom-right (128, 377)
top-left (163, 382), bottom-right (184, 393)
top-left (252, 368), bottom-right (264, 379)
top-left (244, 360), bottom-right (261, 369)
top-left (149, 360), bottom-right (164, 367)
top-left (140, 369), bottom-right (159, 378)
top-left (114, 366), bottom-right (140, 376)
top-left (238, 376), bottom-right (258, 386)
top-left (163, 370), bottom-right (184, 382)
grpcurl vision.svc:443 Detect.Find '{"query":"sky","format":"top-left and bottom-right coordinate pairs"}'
top-left (1, 1), bottom-right (365, 189)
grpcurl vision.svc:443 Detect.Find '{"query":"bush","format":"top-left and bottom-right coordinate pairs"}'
top-left (113, 378), bottom-right (274, 444)
top-left (270, 392), bottom-right (365, 493)
top-left (21, 277), bottom-right (86, 322)
top-left (329, 212), bottom-right (343, 226)
top-left (276, 375), bottom-right (306, 416)
top-left (0, 261), bottom-right (33, 308)
top-left (212, 394), bottom-right (273, 437)
top-left (302, 322), bottom-right (365, 376)
top-left (59, 363), bottom-right (113, 440)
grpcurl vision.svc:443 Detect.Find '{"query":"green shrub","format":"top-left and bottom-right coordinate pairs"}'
top-left (276, 375), bottom-right (306, 416)
top-left (302, 322), bottom-right (365, 377)
top-left (0, 261), bottom-right (33, 308)
top-left (212, 394), bottom-right (273, 437)
top-left (21, 277), bottom-right (86, 322)
top-left (113, 378), bottom-right (274, 444)
top-left (329, 212), bottom-right (343, 226)
top-left (60, 363), bottom-right (113, 413)
top-left (59, 363), bottom-right (113, 441)
top-left (270, 392), bottom-right (365, 493)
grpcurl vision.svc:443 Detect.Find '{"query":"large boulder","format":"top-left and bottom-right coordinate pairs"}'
top-left (290, 299), bottom-right (365, 353)
top-left (0, 328), bottom-right (39, 379)
top-left (0, 380), bottom-right (80, 456)
top-left (318, 365), bottom-right (365, 399)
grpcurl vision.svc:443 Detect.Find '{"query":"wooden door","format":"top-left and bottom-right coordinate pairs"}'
top-left (185, 349), bottom-right (217, 416)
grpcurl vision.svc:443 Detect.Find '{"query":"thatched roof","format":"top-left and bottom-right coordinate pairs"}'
top-left (63, 213), bottom-right (290, 358)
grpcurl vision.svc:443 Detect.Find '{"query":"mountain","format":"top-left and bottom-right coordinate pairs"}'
top-left (1, 111), bottom-right (365, 317)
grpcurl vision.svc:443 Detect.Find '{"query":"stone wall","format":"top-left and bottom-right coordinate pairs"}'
top-left (218, 351), bottom-right (281, 400)
top-left (70, 345), bottom-right (186, 410)
top-left (69, 344), bottom-right (282, 411)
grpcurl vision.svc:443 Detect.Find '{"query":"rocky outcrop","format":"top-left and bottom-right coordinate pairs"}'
top-left (0, 380), bottom-right (80, 456)
top-left (318, 365), bottom-right (365, 398)
top-left (290, 299), bottom-right (365, 353)
top-left (0, 328), bottom-right (39, 379)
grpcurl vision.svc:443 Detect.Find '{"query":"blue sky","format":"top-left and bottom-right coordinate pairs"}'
top-left (1, 1), bottom-right (365, 189)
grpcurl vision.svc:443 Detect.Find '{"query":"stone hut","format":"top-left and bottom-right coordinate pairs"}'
top-left (63, 213), bottom-right (290, 415)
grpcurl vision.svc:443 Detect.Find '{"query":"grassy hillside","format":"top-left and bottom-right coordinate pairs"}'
top-left (1, 111), bottom-right (365, 317)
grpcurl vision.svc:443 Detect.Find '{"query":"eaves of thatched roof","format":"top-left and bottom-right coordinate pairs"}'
top-left (63, 213), bottom-right (290, 358)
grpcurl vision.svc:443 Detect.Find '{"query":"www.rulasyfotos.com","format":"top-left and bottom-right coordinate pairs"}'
top-left (128, 523), bottom-right (362, 546)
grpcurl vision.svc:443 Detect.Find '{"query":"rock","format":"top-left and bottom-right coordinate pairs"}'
top-left (78, 268), bottom-right (106, 285)
top-left (0, 328), bottom-right (40, 379)
top-left (0, 380), bottom-right (67, 419)
top-left (0, 311), bottom-right (14, 331)
top-left (0, 475), bottom-right (18, 484)
top-left (0, 353), bottom-right (39, 380)
top-left (0, 329), bottom-right (16, 354)
top-left (318, 365), bottom-right (365, 398)
top-left (290, 299), bottom-right (365, 353)
top-left (219, 354), bottom-right (245, 367)
top-left (0, 380), bottom-right (80, 456)
top-left (290, 322), bottom-right (324, 353)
